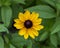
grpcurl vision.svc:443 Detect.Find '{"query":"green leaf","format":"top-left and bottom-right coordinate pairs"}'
top-left (4, 43), bottom-right (9, 48)
top-left (42, 18), bottom-right (55, 31)
top-left (4, 35), bottom-right (10, 48)
top-left (11, 33), bottom-right (33, 48)
top-left (56, 0), bottom-right (60, 10)
top-left (51, 25), bottom-right (60, 34)
top-left (32, 42), bottom-right (40, 48)
top-left (50, 34), bottom-right (57, 47)
top-left (25, 0), bottom-right (34, 6)
top-left (10, 44), bottom-right (15, 48)
top-left (49, 44), bottom-right (56, 48)
top-left (26, 39), bottom-right (32, 48)
top-left (0, 7), bottom-right (2, 22)
top-left (0, 0), bottom-right (2, 7)
top-left (41, 46), bottom-right (52, 48)
top-left (57, 31), bottom-right (60, 45)
top-left (41, 0), bottom-right (55, 7)
top-left (57, 31), bottom-right (60, 39)
top-left (12, 4), bottom-right (24, 19)
top-left (11, 33), bottom-right (27, 48)
top-left (13, 0), bottom-right (25, 4)
top-left (39, 32), bottom-right (49, 41)
top-left (0, 24), bottom-right (9, 33)
top-left (56, 3), bottom-right (60, 10)
top-left (1, 6), bottom-right (12, 27)
top-left (3, 0), bottom-right (11, 6)
top-left (36, 0), bottom-right (45, 5)
top-left (0, 0), bottom-right (11, 6)
top-left (26, 5), bottom-right (56, 18)
top-left (0, 36), bottom-right (4, 48)
top-left (4, 35), bottom-right (9, 44)
top-left (51, 17), bottom-right (60, 34)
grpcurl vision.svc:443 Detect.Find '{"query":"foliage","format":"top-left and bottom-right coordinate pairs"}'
top-left (0, 0), bottom-right (60, 48)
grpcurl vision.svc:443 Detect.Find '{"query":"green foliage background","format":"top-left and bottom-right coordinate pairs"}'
top-left (0, 0), bottom-right (60, 48)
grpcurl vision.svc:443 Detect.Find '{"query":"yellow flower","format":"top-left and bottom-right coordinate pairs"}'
top-left (14, 10), bottom-right (44, 39)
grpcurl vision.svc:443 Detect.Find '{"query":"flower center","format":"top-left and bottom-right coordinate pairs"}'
top-left (24, 20), bottom-right (33, 28)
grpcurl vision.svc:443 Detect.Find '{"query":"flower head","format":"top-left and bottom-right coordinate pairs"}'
top-left (14, 10), bottom-right (44, 39)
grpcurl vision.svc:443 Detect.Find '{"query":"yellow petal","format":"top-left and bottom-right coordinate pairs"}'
top-left (14, 19), bottom-right (20, 23)
top-left (30, 12), bottom-right (39, 21)
top-left (18, 13), bottom-right (25, 22)
top-left (33, 25), bottom-right (44, 30)
top-left (18, 28), bottom-right (26, 36)
top-left (14, 19), bottom-right (23, 24)
top-left (24, 10), bottom-right (30, 15)
top-left (24, 33), bottom-right (29, 39)
top-left (32, 29), bottom-right (39, 36)
top-left (33, 18), bottom-right (42, 25)
top-left (24, 10), bottom-right (30, 20)
top-left (28, 29), bottom-right (35, 39)
top-left (14, 23), bottom-right (23, 29)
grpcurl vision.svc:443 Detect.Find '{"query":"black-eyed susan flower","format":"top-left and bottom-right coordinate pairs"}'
top-left (14, 10), bottom-right (44, 39)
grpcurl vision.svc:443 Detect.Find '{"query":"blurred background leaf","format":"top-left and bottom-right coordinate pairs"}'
top-left (56, 0), bottom-right (60, 10)
top-left (0, 7), bottom-right (2, 22)
top-left (50, 34), bottom-right (58, 48)
top-left (11, 33), bottom-right (26, 48)
top-left (11, 4), bottom-right (24, 19)
top-left (10, 44), bottom-right (16, 48)
top-left (40, 0), bottom-right (56, 7)
top-left (12, 0), bottom-right (25, 4)
top-left (1, 6), bottom-right (12, 27)
top-left (0, 36), bottom-right (4, 48)
top-left (39, 31), bottom-right (49, 41)
top-left (0, 0), bottom-right (11, 7)
top-left (26, 5), bottom-right (56, 18)
top-left (0, 24), bottom-right (9, 33)
top-left (51, 17), bottom-right (60, 34)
